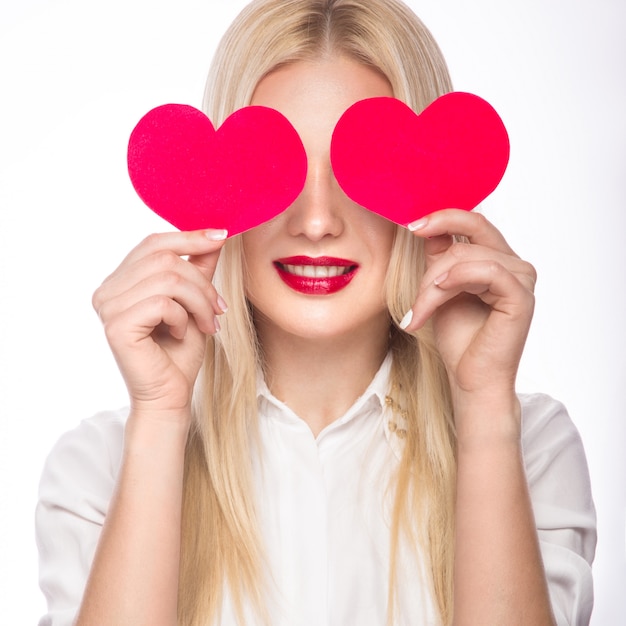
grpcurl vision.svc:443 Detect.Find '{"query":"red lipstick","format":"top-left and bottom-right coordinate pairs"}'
top-left (274, 256), bottom-right (359, 295)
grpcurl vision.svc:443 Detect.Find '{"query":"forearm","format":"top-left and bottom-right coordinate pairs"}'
top-left (76, 413), bottom-right (190, 626)
top-left (453, 396), bottom-right (556, 626)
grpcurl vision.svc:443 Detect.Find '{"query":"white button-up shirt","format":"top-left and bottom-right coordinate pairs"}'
top-left (36, 356), bottom-right (596, 625)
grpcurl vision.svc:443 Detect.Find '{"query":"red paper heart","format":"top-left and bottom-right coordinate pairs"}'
top-left (330, 92), bottom-right (510, 226)
top-left (127, 104), bottom-right (307, 236)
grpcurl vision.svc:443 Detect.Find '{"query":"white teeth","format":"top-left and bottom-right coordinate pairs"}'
top-left (283, 264), bottom-right (351, 278)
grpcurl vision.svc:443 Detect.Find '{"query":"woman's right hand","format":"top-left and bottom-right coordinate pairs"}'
top-left (91, 229), bottom-right (228, 421)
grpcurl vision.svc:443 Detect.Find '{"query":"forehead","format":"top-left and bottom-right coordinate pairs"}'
top-left (250, 57), bottom-right (393, 140)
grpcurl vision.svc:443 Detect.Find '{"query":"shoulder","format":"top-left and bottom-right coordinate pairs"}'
top-left (36, 409), bottom-right (129, 622)
top-left (518, 392), bottom-right (593, 509)
top-left (518, 393), bottom-right (590, 475)
top-left (518, 394), bottom-right (596, 623)
top-left (519, 392), bottom-right (577, 439)
top-left (43, 408), bottom-right (128, 470)
top-left (38, 408), bottom-right (129, 514)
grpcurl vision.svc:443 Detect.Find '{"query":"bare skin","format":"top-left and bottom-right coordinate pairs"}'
top-left (80, 230), bottom-right (226, 624)
top-left (78, 56), bottom-right (555, 625)
top-left (405, 211), bottom-right (554, 624)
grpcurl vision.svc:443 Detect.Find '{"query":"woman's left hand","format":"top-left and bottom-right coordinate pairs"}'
top-left (402, 209), bottom-right (536, 411)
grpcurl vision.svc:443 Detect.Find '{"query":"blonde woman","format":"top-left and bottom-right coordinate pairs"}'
top-left (36, 1), bottom-right (596, 624)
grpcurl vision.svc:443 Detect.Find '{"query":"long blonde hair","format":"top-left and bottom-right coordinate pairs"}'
top-left (179, 1), bottom-right (457, 624)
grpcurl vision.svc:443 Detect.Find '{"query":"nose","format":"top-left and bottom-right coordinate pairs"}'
top-left (285, 156), bottom-right (345, 241)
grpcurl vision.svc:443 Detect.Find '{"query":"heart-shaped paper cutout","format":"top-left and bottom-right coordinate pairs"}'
top-left (127, 104), bottom-right (307, 236)
top-left (330, 92), bottom-right (510, 226)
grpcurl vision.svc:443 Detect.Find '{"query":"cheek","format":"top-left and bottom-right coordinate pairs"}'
top-left (241, 227), bottom-right (270, 271)
top-left (241, 218), bottom-right (281, 260)
top-left (241, 234), bottom-right (278, 306)
top-left (362, 218), bottom-right (397, 264)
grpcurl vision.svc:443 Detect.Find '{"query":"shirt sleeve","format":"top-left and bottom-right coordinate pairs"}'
top-left (35, 410), bottom-right (126, 626)
top-left (521, 394), bottom-right (597, 626)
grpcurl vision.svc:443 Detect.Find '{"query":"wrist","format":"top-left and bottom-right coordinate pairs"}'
top-left (452, 391), bottom-right (522, 452)
top-left (129, 398), bottom-right (193, 425)
top-left (124, 408), bottom-right (192, 455)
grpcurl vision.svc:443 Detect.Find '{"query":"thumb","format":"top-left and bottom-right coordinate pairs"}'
top-left (187, 229), bottom-right (228, 279)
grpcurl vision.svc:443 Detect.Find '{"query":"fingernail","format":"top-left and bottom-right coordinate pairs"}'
top-left (399, 310), bottom-right (413, 330)
top-left (213, 316), bottom-right (221, 333)
top-left (217, 295), bottom-right (229, 312)
top-left (434, 272), bottom-right (449, 286)
top-left (206, 229), bottom-right (228, 241)
top-left (408, 218), bottom-right (428, 232)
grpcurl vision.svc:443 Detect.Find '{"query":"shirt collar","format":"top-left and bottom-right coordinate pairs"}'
top-left (256, 353), bottom-right (405, 458)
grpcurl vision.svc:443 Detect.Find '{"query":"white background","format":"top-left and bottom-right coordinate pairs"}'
top-left (0, 0), bottom-right (624, 623)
